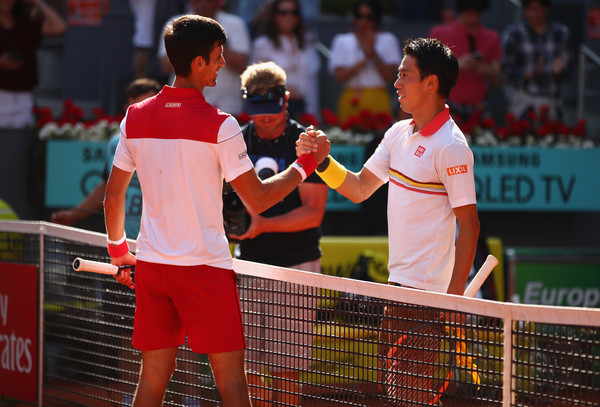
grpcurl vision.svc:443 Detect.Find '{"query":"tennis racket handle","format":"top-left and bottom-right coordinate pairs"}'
top-left (464, 254), bottom-right (498, 298)
top-left (72, 258), bottom-right (128, 275)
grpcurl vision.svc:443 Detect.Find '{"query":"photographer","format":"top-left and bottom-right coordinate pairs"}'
top-left (230, 61), bottom-right (327, 406)
top-left (231, 61), bottom-right (327, 268)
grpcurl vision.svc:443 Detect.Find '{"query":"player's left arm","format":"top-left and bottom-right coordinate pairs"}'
top-left (439, 141), bottom-right (480, 296)
top-left (447, 204), bottom-right (480, 295)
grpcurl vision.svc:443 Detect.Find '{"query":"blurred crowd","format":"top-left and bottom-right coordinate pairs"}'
top-left (0, 0), bottom-right (572, 130)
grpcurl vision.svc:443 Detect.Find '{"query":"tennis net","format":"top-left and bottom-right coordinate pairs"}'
top-left (0, 220), bottom-right (599, 407)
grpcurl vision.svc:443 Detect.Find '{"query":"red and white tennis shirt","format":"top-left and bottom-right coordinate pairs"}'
top-left (113, 86), bottom-right (253, 268)
top-left (364, 106), bottom-right (476, 292)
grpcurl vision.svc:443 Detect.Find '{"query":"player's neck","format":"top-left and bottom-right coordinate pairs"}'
top-left (172, 76), bottom-right (204, 93)
top-left (412, 101), bottom-right (445, 134)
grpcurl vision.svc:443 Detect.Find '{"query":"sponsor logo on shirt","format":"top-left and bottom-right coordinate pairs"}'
top-left (165, 103), bottom-right (182, 108)
top-left (415, 146), bottom-right (426, 157)
top-left (446, 165), bottom-right (468, 176)
top-left (238, 151), bottom-right (248, 160)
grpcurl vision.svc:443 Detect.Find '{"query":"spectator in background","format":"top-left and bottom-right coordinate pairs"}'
top-left (0, 0), bottom-right (66, 129)
top-left (250, 0), bottom-right (321, 120)
top-left (429, 0), bottom-right (501, 124)
top-left (232, 61), bottom-right (327, 407)
top-left (502, 0), bottom-right (569, 121)
top-left (237, 0), bottom-right (321, 34)
top-left (50, 78), bottom-right (161, 238)
top-left (157, 0), bottom-right (250, 115)
top-left (329, 0), bottom-right (401, 124)
top-left (129, 0), bottom-right (158, 78)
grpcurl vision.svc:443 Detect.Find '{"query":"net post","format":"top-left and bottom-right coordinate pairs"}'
top-left (502, 310), bottom-right (513, 407)
top-left (37, 227), bottom-right (44, 407)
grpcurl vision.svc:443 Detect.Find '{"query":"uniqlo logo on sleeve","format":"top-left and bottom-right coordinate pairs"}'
top-left (414, 146), bottom-right (426, 157)
top-left (446, 165), bottom-right (468, 176)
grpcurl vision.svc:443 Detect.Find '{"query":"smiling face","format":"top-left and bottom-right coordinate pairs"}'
top-left (394, 55), bottom-right (430, 115)
top-left (198, 43), bottom-right (225, 88)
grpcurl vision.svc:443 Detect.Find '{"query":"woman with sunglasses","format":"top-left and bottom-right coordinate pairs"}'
top-left (250, 0), bottom-right (321, 121)
top-left (329, 0), bottom-right (401, 123)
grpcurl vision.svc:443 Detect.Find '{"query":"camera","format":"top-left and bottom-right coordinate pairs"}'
top-left (222, 181), bottom-right (250, 239)
top-left (255, 157), bottom-right (278, 180)
top-left (222, 157), bottom-right (279, 240)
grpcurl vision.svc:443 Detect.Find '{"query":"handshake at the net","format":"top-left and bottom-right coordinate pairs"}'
top-left (295, 125), bottom-right (331, 164)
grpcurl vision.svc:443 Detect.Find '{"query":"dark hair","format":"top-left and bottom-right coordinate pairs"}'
top-left (456, 0), bottom-right (491, 14)
top-left (403, 38), bottom-right (459, 99)
top-left (521, 0), bottom-right (551, 7)
top-left (255, 0), bottom-right (306, 49)
top-left (353, 0), bottom-right (383, 28)
top-left (125, 78), bottom-right (161, 99)
top-left (163, 15), bottom-right (227, 77)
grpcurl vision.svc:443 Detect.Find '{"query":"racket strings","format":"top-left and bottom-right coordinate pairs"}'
top-left (385, 325), bottom-right (453, 405)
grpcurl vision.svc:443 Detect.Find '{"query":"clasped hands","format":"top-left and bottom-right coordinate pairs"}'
top-left (296, 125), bottom-right (330, 164)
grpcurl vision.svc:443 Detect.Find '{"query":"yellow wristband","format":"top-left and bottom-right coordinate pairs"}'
top-left (316, 155), bottom-right (347, 189)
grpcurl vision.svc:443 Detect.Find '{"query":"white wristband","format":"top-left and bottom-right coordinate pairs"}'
top-left (291, 162), bottom-right (307, 181)
top-left (107, 232), bottom-right (126, 246)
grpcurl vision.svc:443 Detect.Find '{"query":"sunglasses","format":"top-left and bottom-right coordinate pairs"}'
top-left (242, 86), bottom-right (287, 102)
top-left (277, 9), bottom-right (300, 16)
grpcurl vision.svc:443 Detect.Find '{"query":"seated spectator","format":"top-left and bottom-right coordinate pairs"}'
top-left (157, 0), bottom-right (250, 115)
top-left (501, 0), bottom-right (569, 121)
top-left (329, 0), bottom-right (401, 123)
top-left (430, 0), bottom-right (502, 123)
top-left (250, 0), bottom-right (321, 120)
top-left (0, 0), bottom-right (66, 129)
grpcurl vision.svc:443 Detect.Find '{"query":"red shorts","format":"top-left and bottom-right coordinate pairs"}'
top-left (132, 260), bottom-right (246, 353)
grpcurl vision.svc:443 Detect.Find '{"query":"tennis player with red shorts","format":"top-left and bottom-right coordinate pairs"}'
top-left (103, 15), bottom-right (330, 407)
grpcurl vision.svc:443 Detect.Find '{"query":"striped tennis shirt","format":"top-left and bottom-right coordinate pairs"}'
top-left (364, 106), bottom-right (476, 292)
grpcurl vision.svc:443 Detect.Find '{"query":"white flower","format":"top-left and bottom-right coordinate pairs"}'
top-left (72, 122), bottom-right (86, 139)
top-left (58, 123), bottom-right (74, 139)
top-left (582, 139), bottom-right (595, 149)
top-left (38, 122), bottom-right (59, 140)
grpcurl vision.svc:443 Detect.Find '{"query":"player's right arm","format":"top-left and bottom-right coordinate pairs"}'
top-left (330, 164), bottom-right (383, 204)
top-left (230, 134), bottom-right (329, 215)
top-left (296, 132), bottom-right (384, 203)
top-left (104, 165), bottom-right (136, 288)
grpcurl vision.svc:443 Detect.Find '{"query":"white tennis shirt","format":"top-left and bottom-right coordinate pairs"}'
top-left (113, 86), bottom-right (253, 268)
top-left (364, 107), bottom-right (477, 292)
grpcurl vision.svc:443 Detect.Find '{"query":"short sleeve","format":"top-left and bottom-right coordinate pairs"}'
top-left (220, 12), bottom-right (250, 55)
top-left (329, 34), bottom-right (350, 72)
top-left (363, 130), bottom-right (392, 183)
top-left (217, 117), bottom-right (254, 182)
top-left (437, 142), bottom-right (476, 208)
top-left (377, 32), bottom-right (402, 65)
top-left (112, 113), bottom-right (136, 173)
